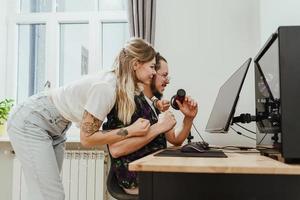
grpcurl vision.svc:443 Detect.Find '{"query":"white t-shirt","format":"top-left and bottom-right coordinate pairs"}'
top-left (51, 71), bottom-right (116, 126)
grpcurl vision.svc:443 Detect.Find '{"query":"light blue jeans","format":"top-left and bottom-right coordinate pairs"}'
top-left (7, 93), bottom-right (71, 200)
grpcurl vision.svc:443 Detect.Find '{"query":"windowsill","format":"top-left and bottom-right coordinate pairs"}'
top-left (0, 135), bottom-right (9, 142)
top-left (0, 126), bottom-right (106, 151)
top-left (0, 126), bottom-right (81, 143)
top-left (0, 135), bottom-right (83, 142)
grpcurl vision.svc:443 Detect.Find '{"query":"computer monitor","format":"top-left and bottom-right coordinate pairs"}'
top-left (205, 58), bottom-right (251, 133)
top-left (254, 26), bottom-right (300, 162)
top-left (254, 33), bottom-right (281, 134)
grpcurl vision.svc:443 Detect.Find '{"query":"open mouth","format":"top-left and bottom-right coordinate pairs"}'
top-left (160, 84), bottom-right (166, 91)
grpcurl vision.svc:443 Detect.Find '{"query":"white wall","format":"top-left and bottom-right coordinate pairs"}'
top-left (260, 0), bottom-right (300, 43)
top-left (155, 0), bottom-right (261, 146)
top-left (0, 0), bottom-right (8, 100)
top-left (1, 1), bottom-right (300, 146)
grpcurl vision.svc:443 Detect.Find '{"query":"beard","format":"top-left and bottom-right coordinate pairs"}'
top-left (150, 81), bottom-right (163, 99)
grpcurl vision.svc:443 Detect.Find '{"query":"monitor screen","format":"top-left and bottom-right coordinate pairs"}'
top-left (205, 58), bottom-right (252, 133)
top-left (254, 33), bottom-right (281, 134)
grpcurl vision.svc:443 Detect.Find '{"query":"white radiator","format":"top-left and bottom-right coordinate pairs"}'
top-left (12, 150), bottom-right (108, 200)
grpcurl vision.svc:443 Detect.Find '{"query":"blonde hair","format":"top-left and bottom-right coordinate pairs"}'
top-left (113, 38), bottom-right (156, 125)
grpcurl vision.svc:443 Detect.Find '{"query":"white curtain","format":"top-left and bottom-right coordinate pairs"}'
top-left (127, 0), bottom-right (156, 45)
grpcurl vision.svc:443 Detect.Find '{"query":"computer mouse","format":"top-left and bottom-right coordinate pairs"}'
top-left (180, 142), bottom-right (209, 153)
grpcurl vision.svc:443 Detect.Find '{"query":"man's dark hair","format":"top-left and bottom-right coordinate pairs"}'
top-left (151, 53), bottom-right (168, 99)
top-left (155, 53), bottom-right (167, 70)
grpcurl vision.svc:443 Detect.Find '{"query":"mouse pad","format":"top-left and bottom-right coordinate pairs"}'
top-left (154, 149), bottom-right (227, 158)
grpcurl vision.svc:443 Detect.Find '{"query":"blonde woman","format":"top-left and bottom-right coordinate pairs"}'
top-left (103, 53), bottom-right (198, 195)
top-left (7, 38), bottom-right (157, 200)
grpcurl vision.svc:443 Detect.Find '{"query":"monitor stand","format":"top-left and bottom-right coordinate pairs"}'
top-left (187, 132), bottom-right (194, 143)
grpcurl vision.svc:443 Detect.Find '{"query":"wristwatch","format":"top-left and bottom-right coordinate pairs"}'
top-left (151, 96), bottom-right (159, 108)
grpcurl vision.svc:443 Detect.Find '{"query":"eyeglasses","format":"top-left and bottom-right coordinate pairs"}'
top-left (156, 72), bottom-right (171, 81)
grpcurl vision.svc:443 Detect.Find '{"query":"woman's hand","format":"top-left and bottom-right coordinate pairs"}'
top-left (126, 118), bottom-right (150, 137)
top-left (176, 96), bottom-right (198, 119)
top-left (157, 111), bottom-right (177, 132)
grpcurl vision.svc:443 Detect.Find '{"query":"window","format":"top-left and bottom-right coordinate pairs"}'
top-left (59, 23), bottom-right (89, 85)
top-left (20, 0), bottom-right (52, 13)
top-left (56, 0), bottom-right (97, 12)
top-left (102, 22), bottom-right (129, 69)
top-left (6, 0), bottom-right (129, 103)
top-left (17, 24), bottom-right (46, 101)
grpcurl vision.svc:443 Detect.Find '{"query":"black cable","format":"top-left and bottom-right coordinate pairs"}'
top-left (234, 123), bottom-right (256, 135)
top-left (257, 133), bottom-right (268, 145)
top-left (230, 126), bottom-right (256, 141)
top-left (192, 123), bottom-right (206, 142)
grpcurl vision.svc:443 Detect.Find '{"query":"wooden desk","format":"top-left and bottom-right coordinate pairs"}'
top-left (129, 148), bottom-right (300, 200)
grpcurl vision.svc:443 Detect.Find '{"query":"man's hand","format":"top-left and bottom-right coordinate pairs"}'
top-left (156, 99), bottom-right (170, 112)
top-left (176, 96), bottom-right (198, 119)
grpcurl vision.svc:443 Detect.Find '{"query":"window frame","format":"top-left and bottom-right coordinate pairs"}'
top-left (5, 0), bottom-right (128, 100)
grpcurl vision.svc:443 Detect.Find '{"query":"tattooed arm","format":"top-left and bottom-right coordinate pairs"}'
top-left (80, 110), bottom-right (150, 147)
top-left (109, 111), bottom-right (177, 158)
top-left (81, 111), bottom-right (101, 137)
